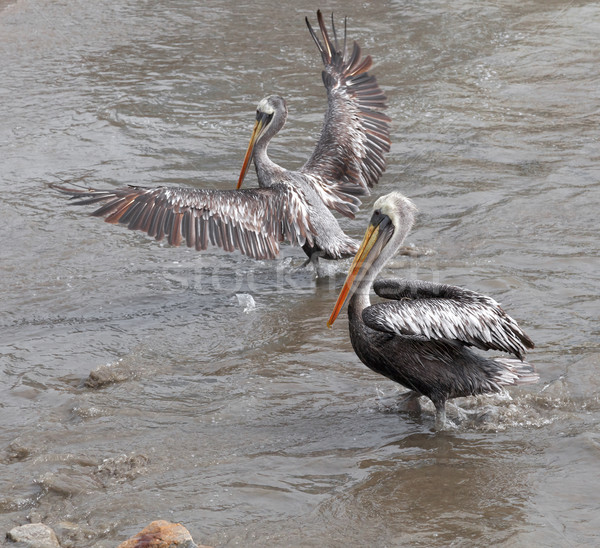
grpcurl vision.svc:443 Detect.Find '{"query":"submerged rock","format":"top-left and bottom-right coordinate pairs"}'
top-left (5, 440), bottom-right (32, 463)
top-left (37, 470), bottom-right (103, 497)
top-left (94, 453), bottom-right (149, 484)
top-left (117, 520), bottom-right (211, 548)
top-left (53, 521), bottom-right (86, 547)
top-left (85, 359), bottom-right (132, 389)
top-left (6, 523), bottom-right (60, 548)
top-left (235, 292), bottom-right (256, 313)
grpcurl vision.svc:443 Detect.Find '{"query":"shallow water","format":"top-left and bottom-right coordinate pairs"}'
top-left (1, 0), bottom-right (599, 546)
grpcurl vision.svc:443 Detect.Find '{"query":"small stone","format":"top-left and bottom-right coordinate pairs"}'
top-left (117, 520), bottom-right (211, 548)
top-left (94, 453), bottom-right (149, 484)
top-left (235, 293), bottom-right (256, 313)
top-left (6, 523), bottom-right (60, 548)
top-left (85, 360), bottom-right (131, 389)
top-left (6, 441), bottom-right (31, 462)
top-left (37, 470), bottom-right (103, 497)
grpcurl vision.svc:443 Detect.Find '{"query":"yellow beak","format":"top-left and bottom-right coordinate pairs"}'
top-left (327, 223), bottom-right (380, 327)
top-left (237, 117), bottom-right (268, 190)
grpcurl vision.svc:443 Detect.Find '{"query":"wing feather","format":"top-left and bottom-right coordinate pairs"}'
top-left (302, 10), bottom-right (391, 216)
top-left (51, 183), bottom-right (315, 260)
top-left (365, 279), bottom-right (535, 360)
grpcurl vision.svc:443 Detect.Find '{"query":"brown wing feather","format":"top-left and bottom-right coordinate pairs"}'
top-left (302, 10), bottom-right (391, 211)
top-left (51, 184), bottom-right (314, 260)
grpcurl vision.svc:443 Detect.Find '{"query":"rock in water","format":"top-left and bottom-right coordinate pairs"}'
top-left (6, 523), bottom-right (60, 548)
top-left (117, 520), bottom-right (211, 548)
top-left (235, 292), bottom-right (256, 313)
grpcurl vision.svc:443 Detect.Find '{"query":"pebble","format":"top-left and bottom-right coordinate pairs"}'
top-left (6, 523), bottom-right (60, 548)
top-left (235, 293), bottom-right (256, 313)
top-left (84, 360), bottom-right (132, 389)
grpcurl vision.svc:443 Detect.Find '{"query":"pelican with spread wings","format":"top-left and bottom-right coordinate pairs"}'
top-left (53, 11), bottom-right (390, 263)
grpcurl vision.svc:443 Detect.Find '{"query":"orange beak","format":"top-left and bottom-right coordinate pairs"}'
top-left (237, 115), bottom-right (269, 190)
top-left (327, 223), bottom-right (380, 328)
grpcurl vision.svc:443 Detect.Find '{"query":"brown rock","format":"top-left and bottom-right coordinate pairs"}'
top-left (117, 520), bottom-right (211, 548)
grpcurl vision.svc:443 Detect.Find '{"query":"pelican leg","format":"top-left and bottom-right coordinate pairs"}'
top-left (300, 245), bottom-right (325, 268)
top-left (397, 390), bottom-right (422, 415)
top-left (433, 400), bottom-right (447, 431)
top-left (300, 255), bottom-right (313, 268)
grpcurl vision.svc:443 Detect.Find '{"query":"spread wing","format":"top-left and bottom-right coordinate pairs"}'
top-left (302, 10), bottom-right (391, 217)
top-left (51, 183), bottom-right (315, 260)
top-left (363, 279), bottom-right (535, 360)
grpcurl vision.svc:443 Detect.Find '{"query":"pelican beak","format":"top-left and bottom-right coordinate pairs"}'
top-left (236, 112), bottom-right (271, 190)
top-left (327, 216), bottom-right (391, 328)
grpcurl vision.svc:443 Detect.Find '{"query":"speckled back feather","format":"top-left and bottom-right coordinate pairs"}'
top-left (366, 279), bottom-right (535, 360)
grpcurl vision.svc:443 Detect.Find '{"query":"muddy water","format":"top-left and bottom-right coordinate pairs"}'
top-left (1, 0), bottom-right (599, 546)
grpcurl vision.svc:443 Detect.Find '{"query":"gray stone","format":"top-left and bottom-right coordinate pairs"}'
top-left (6, 523), bottom-right (61, 548)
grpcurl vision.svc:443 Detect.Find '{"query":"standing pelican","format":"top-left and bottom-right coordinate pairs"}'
top-left (52, 11), bottom-right (390, 263)
top-left (327, 192), bottom-right (537, 429)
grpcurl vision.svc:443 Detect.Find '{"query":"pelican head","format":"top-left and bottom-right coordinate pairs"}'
top-left (327, 192), bottom-right (418, 327)
top-left (237, 95), bottom-right (288, 189)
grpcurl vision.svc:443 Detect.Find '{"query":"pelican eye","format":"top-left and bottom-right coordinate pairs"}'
top-left (371, 209), bottom-right (391, 230)
top-left (255, 111), bottom-right (274, 125)
top-left (372, 209), bottom-right (384, 223)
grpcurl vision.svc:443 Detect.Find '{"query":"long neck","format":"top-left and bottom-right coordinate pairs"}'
top-left (349, 263), bottom-right (379, 315)
top-left (253, 110), bottom-right (287, 187)
top-left (253, 139), bottom-right (285, 187)
top-left (348, 220), bottom-right (413, 315)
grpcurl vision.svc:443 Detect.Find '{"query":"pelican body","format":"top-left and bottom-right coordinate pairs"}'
top-left (52, 11), bottom-right (390, 264)
top-left (328, 193), bottom-right (537, 429)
